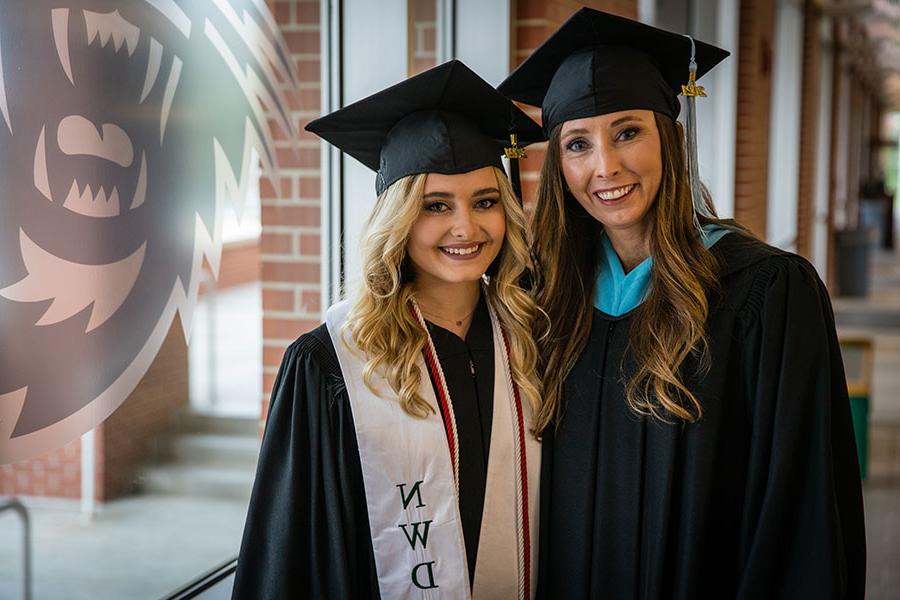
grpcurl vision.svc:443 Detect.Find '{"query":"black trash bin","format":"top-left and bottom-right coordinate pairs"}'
top-left (860, 196), bottom-right (891, 249)
top-left (834, 228), bottom-right (875, 297)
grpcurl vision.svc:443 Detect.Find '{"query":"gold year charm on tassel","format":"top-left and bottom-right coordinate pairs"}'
top-left (681, 70), bottom-right (707, 98)
top-left (504, 133), bottom-right (527, 159)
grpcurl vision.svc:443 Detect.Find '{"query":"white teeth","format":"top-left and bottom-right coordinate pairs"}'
top-left (63, 179), bottom-right (120, 218)
top-left (84, 9), bottom-right (140, 57)
top-left (595, 184), bottom-right (635, 201)
top-left (442, 244), bottom-right (481, 256)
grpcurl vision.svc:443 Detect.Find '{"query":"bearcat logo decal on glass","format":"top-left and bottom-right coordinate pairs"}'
top-left (0, 0), bottom-right (299, 463)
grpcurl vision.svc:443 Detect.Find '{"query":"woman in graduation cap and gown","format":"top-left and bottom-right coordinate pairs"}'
top-left (232, 60), bottom-right (544, 600)
top-left (499, 8), bottom-right (866, 599)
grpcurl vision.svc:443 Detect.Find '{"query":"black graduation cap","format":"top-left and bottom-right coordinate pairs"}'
top-left (306, 60), bottom-right (544, 196)
top-left (498, 8), bottom-right (730, 135)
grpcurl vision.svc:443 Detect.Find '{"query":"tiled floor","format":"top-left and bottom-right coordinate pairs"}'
top-left (864, 477), bottom-right (900, 599)
top-left (835, 244), bottom-right (900, 599)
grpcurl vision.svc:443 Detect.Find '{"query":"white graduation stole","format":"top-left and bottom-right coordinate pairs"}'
top-left (326, 299), bottom-right (540, 599)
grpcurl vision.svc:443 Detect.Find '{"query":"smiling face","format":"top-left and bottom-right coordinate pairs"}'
top-left (559, 109), bottom-right (662, 247)
top-left (406, 167), bottom-right (506, 288)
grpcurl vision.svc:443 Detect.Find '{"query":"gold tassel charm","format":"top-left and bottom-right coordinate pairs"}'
top-left (681, 68), bottom-right (707, 98)
top-left (504, 133), bottom-right (527, 159)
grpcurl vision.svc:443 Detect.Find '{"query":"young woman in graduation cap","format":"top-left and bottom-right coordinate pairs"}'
top-left (499, 8), bottom-right (865, 599)
top-left (233, 60), bottom-right (544, 599)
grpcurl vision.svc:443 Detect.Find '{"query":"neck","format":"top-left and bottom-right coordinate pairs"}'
top-left (413, 277), bottom-right (482, 338)
top-left (605, 225), bottom-right (652, 273)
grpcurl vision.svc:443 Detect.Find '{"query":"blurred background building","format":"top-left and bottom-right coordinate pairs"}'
top-left (1, 0), bottom-right (898, 598)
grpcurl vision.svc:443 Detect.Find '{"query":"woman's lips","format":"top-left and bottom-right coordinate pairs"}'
top-left (439, 242), bottom-right (485, 260)
top-left (592, 183), bottom-right (636, 206)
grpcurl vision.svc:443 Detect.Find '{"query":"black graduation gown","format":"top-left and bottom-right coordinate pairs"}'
top-left (232, 298), bottom-right (495, 599)
top-left (536, 234), bottom-right (866, 599)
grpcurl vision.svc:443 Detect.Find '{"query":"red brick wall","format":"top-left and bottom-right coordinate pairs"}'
top-left (409, 0), bottom-right (437, 75)
top-left (97, 317), bottom-right (189, 500)
top-left (734, 0), bottom-right (775, 238)
top-left (514, 0), bottom-right (638, 211)
top-left (1, 439), bottom-right (81, 499)
top-left (261, 0), bottom-right (323, 422)
top-left (795, 1), bottom-right (822, 259)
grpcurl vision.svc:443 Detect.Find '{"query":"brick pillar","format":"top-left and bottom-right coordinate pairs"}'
top-left (409, 0), bottom-right (437, 75)
top-left (733, 0), bottom-right (775, 238)
top-left (513, 0), bottom-right (638, 211)
top-left (260, 0), bottom-right (323, 424)
top-left (795, 0), bottom-right (823, 260)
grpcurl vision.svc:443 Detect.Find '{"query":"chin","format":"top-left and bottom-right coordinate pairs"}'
top-left (438, 270), bottom-right (487, 285)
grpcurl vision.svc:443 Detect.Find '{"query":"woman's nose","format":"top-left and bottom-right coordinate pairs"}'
top-left (450, 208), bottom-right (476, 238)
top-left (592, 143), bottom-right (622, 179)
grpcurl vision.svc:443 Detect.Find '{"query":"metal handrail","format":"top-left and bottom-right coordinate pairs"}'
top-left (161, 556), bottom-right (237, 599)
top-left (0, 496), bottom-right (32, 600)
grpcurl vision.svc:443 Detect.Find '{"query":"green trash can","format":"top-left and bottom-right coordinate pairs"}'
top-left (848, 395), bottom-right (869, 479)
top-left (839, 337), bottom-right (873, 480)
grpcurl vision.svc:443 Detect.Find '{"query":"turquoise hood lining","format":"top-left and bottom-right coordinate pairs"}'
top-left (593, 224), bottom-right (731, 317)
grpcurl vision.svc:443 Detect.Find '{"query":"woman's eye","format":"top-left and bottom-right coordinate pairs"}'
top-left (617, 127), bottom-right (640, 142)
top-left (474, 197), bottom-right (499, 210)
top-left (565, 139), bottom-right (588, 152)
top-left (424, 201), bottom-right (449, 213)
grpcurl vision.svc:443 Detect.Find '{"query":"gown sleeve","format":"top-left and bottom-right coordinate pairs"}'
top-left (231, 329), bottom-right (379, 599)
top-left (736, 255), bottom-right (866, 599)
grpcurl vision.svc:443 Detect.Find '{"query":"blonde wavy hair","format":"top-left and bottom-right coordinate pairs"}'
top-left (345, 167), bottom-right (541, 422)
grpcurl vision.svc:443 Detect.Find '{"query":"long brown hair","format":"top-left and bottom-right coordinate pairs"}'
top-left (532, 112), bottom-right (721, 433)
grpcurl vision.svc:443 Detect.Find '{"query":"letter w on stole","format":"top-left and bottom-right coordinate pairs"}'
top-left (396, 480), bottom-right (439, 590)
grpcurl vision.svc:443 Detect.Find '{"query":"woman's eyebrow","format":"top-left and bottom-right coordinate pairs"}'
top-left (561, 128), bottom-right (590, 137)
top-left (562, 116), bottom-right (643, 137)
top-left (472, 187), bottom-right (500, 197)
top-left (423, 191), bottom-right (453, 199)
top-left (609, 116), bottom-right (641, 127)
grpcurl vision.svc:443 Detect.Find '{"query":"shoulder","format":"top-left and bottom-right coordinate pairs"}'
top-left (286, 321), bottom-right (337, 360)
top-left (279, 323), bottom-right (343, 385)
top-left (711, 231), bottom-right (788, 278)
top-left (712, 233), bottom-right (827, 320)
top-left (265, 322), bottom-right (350, 428)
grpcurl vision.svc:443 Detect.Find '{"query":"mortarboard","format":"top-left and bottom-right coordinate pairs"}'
top-left (498, 8), bottom-right (730, 223)
top-left (306, 60), bottom-right (544, 196)
top-left (497, 7), bottom-right (730, 136)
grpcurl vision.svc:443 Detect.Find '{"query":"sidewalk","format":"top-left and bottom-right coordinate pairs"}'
top-left (0, 494), bottom-right (249, 600)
